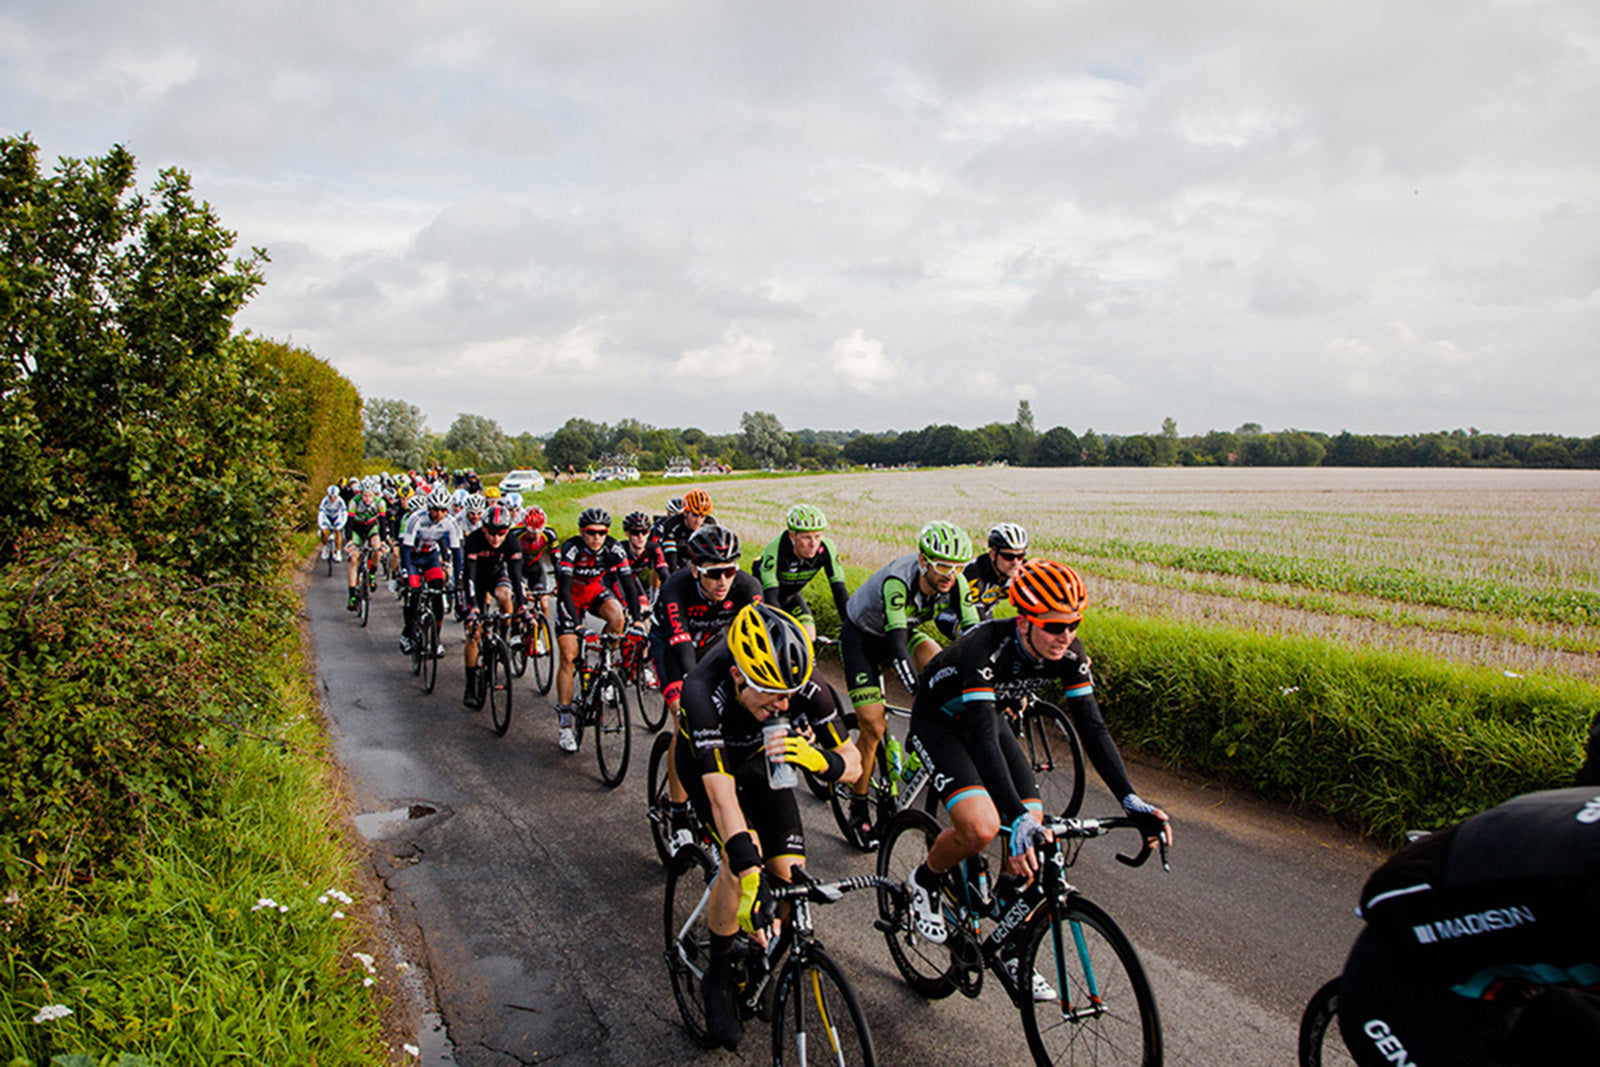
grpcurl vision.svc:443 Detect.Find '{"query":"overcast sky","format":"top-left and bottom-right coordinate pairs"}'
top-left (5, 1), bottom-right (1598, 438)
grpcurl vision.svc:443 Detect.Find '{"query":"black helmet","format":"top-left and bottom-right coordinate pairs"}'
top-left (483, 505), bottom-right (512, 533)
top-left (623, 510), bottom-right (652, 534)
top-left (686, 524), bottom-right (740, 566)
top-left (578, 506), bottom-right (612, 530)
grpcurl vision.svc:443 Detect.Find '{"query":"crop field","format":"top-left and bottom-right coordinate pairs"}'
top-left (595, 466), bottom-right (1600, 683)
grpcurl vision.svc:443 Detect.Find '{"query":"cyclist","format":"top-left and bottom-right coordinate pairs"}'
top-left (317, 484), bottom-right (348, 563)
top-left (458, 504), bottom-right (527, 709)
top-left (398, 487), bottom-right (458, 656)
top-left (343, 478), bottom-right (387, 611)
top-left (514, 505), bottom-right (558, 620)
top-left (553, 507), bottom-right (647, 753)
top-left (936, 521), bottom-right (1029, 638)
top-left (902, 558), bottom-right (1172, 999)
top-left (1335, 786), bottom-right (1600, 1066)
top-left (616, 510), bottom-right (670, 614)
top-left (651, 525), bottom-right (765, 853)
top-left (750, 503), bottom-right (851, 642)
top-left (652, 488), bottom-right (714, 573)
top-left (675, 603), bottom-right (860, 1050)
top-left (837, 520), bottom-right (980, 850)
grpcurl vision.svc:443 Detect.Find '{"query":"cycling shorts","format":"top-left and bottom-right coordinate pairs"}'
top-left (346, 518), bottom-right (381, 545)
top-left (556, 581), bottom-right (615, 636)
top-left (908, 705), bottom-right (1041, 817)
top-left (674, 729), bottom-right (806, 862)
top-left (317, 512), bottom-right (344, 531)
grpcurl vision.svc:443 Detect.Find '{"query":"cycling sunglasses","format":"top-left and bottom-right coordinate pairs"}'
top-left (998, 551), bottom-right (1027, 562)
top-left (699, 565), bottom-right (738, 580)
top-left (582, 526), bottom-right (609, 535)
top-left (926, 560), bottom-right (962, 576)
top-left (1037, 619), bottom-right (1079, 635)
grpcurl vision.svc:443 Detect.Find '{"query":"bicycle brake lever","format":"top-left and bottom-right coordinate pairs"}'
top-left (1115, 837), bottom-right (1154, 868)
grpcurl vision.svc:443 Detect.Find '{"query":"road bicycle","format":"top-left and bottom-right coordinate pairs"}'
top-left (408, 585), bottom-right (444, 695)
top-left (509, 597), bottom-right (555, 696)
top-left (354, 540), bottom-right (382, 628)
top-left (467, 604), bottom-right (516, 736)
top-left (571, 630), bottom-right (634, 787)
top-left (876, 811), bottom-right (1167, 1065)
top-left (1297, 978), bottom-right (1354, 1066)
top-left (828, 689), bottom-right (1086, 849)
top-left (665, 842), bottom-right (907, 1064)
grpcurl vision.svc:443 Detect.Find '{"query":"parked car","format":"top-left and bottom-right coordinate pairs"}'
top-left (498, 469), bottom-right (546, 493)
top-left (618, 466), bottom-right (641, 482)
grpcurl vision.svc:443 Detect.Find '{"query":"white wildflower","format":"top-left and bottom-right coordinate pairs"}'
top-left (251, 897), bottom-right (279, 912)
top-left (331, 910), bottom-right (346, 920)
top-left (363, 977), bottom-right (375, 987)
top-left (32, 1004), bottom-right (73, 1023)
top-left (403, 1044), bottom-right (420, 1058)
top-left (1503, 670), bottom-right (1523, 679)
top-left (352, 952), bottom-right (376, 973)
top-left (1279, 686), bottom-right (1300, 695)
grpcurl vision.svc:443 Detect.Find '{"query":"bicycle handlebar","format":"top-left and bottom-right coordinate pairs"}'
top-left (772, 868), bottom-right (909, 907)
top-left (1043, 814), bottom-right (1171, 872)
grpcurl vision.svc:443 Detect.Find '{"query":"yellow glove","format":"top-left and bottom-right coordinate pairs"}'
top-left (737, 865), bottom-right (773, 936)
top-left (784, 735), bottom-right (846, 781)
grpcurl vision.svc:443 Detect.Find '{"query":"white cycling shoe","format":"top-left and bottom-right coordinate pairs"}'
top-left (668, 828), bottom-right (695, 857)
top-left (906, 878), bottom-right (948, 944)
top-left (1000, 954), bottom-right (1057, 1002)
top-left (333, 550), bottom-right (343, 562)
top-left (558, 726), bottom-right (578, 753)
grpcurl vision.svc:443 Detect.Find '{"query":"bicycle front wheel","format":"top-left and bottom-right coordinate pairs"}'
top-left (876, 809), bottom-right (958, 1000)
top-left (419, 614), bottom-right (439, 694)
top-left (637, 654), bottom-right (668, 732)
top-left (1019, 896), bottom-right (1161, 1066)
top-left (1297, 978), bottom-right (1354, 1067)
top-left (664, 846), bottom-right (719, 1049)
top-left (530, 614), bottom-right (554, 695)
top-left (594, 670), bottom-right (633, 787)
top-left (772, 949), bottom-right (876, 1066)
top-left (510, 622), bottom-right (528, 678)
top-left (1022, 701), bottom-right (1086, 819)
top-left (488, 641), bottom-right (514, 737)
top-left (648, 730), bottom-right (676, 865)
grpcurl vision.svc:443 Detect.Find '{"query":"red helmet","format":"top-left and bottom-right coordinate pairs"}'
top-left (523, 505), bottom-right (547, 530)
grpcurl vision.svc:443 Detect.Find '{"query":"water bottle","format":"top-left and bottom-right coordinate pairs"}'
top-left (885, 736), bottom-right (904, 780)
top-left (763, 717), bottom-right (798, 790)
top-left (900, 747), bottom-right (922, 781)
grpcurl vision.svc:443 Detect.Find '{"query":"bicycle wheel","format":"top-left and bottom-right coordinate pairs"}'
top-left (488, 641), bottom-right (514, 737)
top-left (648, 730), bottom-right (676, 865)
top-left (1022, 702), bottom-right (1086, 819)
top-left (357, 578), bottom-right (370, 628)
top-left (419, 614), bottom-right (439, 694)
top-left (1297, 978), bottom-right (1354, 1067)
top-left (410, 615), bottom-right (424, 677)
top-left (510, 621), bottom-right (528, 678)
top-left (1019, 896), bottom-right (1162, 1066)
top-left (665, 846), bottom-right (719, 1049)
top-left (772, 949), bottom-right (876, 1066)
top-left (594, 670), bottom-right (633, 787)
top-left (530, 614), bottom-right (555, 695)
top-left (636, 651), bottom-right (668, 732)
top-left (876, 809), bottom-right (958, 999)
top-left (830, 732), bottom-right (890, 848)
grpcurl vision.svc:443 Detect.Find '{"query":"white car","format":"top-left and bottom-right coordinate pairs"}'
top-left (619, 466), bottom-right (641, 482)
top-left (662, 464), bottom-right (694, 478)
top-left (498, 469), bottom-right (546, 494)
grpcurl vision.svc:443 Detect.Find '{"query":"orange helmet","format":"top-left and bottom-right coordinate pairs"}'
top-left (1008, 559), bottom-right (1087, 623)
top-left (682, 489), bottom-right (713, 516)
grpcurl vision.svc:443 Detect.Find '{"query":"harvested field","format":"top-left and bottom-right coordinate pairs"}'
top-left (592, 467), bottom-right (1600, 681)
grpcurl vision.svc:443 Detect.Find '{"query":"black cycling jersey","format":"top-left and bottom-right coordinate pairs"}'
top-left (555, 535), bottom-right (643, 624)
top-left (912, 618), bottom-right (1135, 825)
top-left (1338, 787), bottom-right (1600, 1067)
top-left (963, 553), bottom-right (1008, 619)
top-left (649, 566), bottom-right (764, 681)
top-left (650, 513), bottom-right (716, 573)
top-left (679, 640), bottom-right (849, 778)
top-left (461, 528), bottom-right (525, 611)
top-left (614, 537), bottom-right (669, 612)
top-left (751, 532), bottom-right (850, 622)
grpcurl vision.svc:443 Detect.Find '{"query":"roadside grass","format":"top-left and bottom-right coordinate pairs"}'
top-left (0, 530), bottom-right (389, 1065)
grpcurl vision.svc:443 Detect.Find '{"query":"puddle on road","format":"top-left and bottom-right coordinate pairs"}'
top-left (355, 803), bottom-right (443, 841)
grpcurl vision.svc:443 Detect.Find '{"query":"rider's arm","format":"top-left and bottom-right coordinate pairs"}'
top-left (755, 537), bottom-right (783, 598)
top-left (953, 575), bottom-right (980, 634)
top-left (821, 539), bottom-right (852, 621)
top-left (1060, 689), bottom-right (1137, 804)
top-left (555, 554), bottom-right (580, 622)
top-left (880, 575), bottom-right (918, 689)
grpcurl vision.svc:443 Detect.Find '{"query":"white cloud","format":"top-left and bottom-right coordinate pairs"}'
top-left (827, 330), bottom-right (897, 393)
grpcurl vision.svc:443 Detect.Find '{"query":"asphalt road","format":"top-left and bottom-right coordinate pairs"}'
top-left (307, 560), bottom-right (1384, 1066)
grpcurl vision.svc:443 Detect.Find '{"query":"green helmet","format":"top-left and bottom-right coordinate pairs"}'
top-left (785, 503), bottom-right (828, 533)
top-left (917, 521), bottom-right (972, 563)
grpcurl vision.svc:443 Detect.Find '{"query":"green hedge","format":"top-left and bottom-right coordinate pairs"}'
top-left (1083, 613), bottom-right (1592, 843)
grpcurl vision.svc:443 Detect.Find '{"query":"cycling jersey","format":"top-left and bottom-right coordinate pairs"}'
top-left (317, 496), bottom-right (348, 531)
top-left (650, 513), bottom-right (717, 573)
top-left (751, 532), bottom-right (850, 623)
top-left (460, 527), bottom-right (526, 612)
top-left (615, 537), bottom-right (669, 612)
top-left (841, 554), bottom-right (977, 706)
top-left (674, 639), bottom-right (850, 860)
top-left (648, 566), bottom-right (764, 685)
top-left (400, 510), bottom-right (456, 573)
top-left (912, 618), bottom-right (1134, 826)
top-left (554, 533), bottom-right (643, 633)
top-left (1338, 787), bottom-right (1600, 1066)
top-left (345, 495), bottom-right (386, 543)
top-left (516, 525), bottom-right (559, 591)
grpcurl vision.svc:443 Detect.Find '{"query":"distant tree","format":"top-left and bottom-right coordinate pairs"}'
top-left (1033, 426), bottom-right (1082, 466)
top-left (1115, 435), bottom-right (1157, 467)
top-left (1010, 400), bottom-right (1039, 465)
top-left (740, 410), bottom-right (793, 468)
top-left (364, 397), bottom-right (428, 468)
top-left (1081, 428), bottom-right (1107, 466)
top-left (444, 413), bottom-right (512, 470)
top-left (508, 432), bottom-right (546, 470)
top-left (544, 422), bottom-right (594, 470)
top-left (1237, 422), bottom-right (1263, 436)
top-left (1526, 440), bottom-right (1572, 468)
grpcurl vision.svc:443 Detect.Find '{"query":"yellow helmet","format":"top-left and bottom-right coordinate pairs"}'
top-left (728, 604), bottom-right (814, 693)
top-left (484, 486), bottom-right (502, 499)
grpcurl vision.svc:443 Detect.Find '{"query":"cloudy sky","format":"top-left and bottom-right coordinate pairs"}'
top-left (5, 1), bottom-right (1598, 438)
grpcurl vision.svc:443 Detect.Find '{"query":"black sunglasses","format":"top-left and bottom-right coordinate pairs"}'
top-left (699, 566), bottom-right (738, 580)
top-left (1038, 620), bottom-right (1078, 635)
top-left (998, 551), bottom-right (1027, 562)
